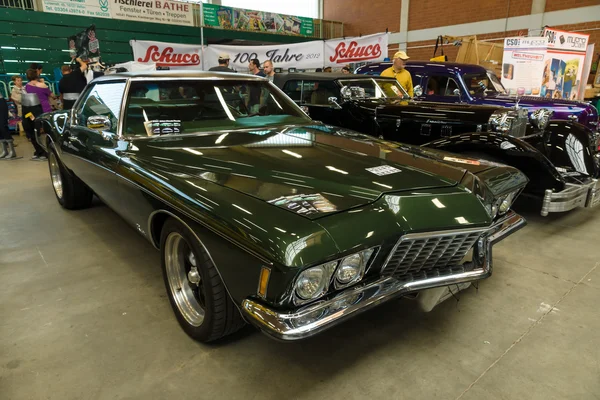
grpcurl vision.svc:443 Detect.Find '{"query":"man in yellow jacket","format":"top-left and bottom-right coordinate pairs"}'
top-left (381, 51), bottom-right (413, 97)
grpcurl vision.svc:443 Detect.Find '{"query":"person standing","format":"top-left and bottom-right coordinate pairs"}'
top-left (209, 53), bottom-right (236, 72)
top-left (23, 68), bottom-right (53, 161)
top-left (10, 75), bottom-right (25, 136)
top-left (341, 66), bottom-right (351, 74)
top-left (0, 92), bottom-right (18, 160)
top-left (263, 60), bottom-right (276, 82)
top-left (381, 51), bottom-right (413, 97)
top-left (247, 59), bottom-right (265, 114)
top-left (248, 59), bottom-right (265, 77)
top-left (59, 58), bottom-right (88, 110)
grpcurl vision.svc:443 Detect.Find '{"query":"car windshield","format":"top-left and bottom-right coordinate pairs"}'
top-left (462, 72), bottom-right (507, 96)
top-left (123, 79), bottom-right (312, 136)
top-left (338, 78), bottom-right (410, 99)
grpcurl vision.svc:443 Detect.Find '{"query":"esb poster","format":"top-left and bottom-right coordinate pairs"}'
top-left (501, 36), bottom-right (548, 96)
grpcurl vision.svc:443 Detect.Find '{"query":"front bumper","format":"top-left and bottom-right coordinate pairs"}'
top-left (541, 179), bottom-right (600, 216)
top-left (241, 211), bottom-right (526, 341)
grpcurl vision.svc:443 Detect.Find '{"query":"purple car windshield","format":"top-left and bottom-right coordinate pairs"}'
top-left (462, 72), bottom-right (507, 97)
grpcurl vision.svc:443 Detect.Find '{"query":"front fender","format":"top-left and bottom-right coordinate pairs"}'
top-left (423, 132), bottom-right (564, 196)
top-left (528, 120), bottom-right (600, 178)
top-left (37, 110), bottom-right (70, 153)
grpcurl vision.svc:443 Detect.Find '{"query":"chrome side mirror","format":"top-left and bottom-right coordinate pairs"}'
top-left (328, 96), bottom-right (342, 110)
top-left (453, 88), bottom-right (464, 103)
top-left (87, 115), bottom-right (112, 132)
top-left (414, 85), bottom-right (423, 97)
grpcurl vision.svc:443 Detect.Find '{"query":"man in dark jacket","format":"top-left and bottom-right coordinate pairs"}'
top-left (59, 58), bottom-right (88, 110)
top-left (208, 54), bottom-right (236, 73)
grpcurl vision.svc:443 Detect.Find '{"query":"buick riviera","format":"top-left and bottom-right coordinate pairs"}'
top-left (37, 72), bottom-right (526, 342)
top-left (275, 73), bottom-right (600, 216)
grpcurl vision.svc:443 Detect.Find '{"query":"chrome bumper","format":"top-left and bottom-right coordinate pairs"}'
top-left (541, 179), bottom-right (600, 216)
top-left (241, 211), bottom-right (526, 341)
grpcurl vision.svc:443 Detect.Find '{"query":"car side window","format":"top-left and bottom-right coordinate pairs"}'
top-left (426, 75), bottom-right (460, 97)
top-left (282, 80), bottom-right (302, 102)
top-left (303, 80), bottom-right (338, 106)
top-left (76, 82), bottom-right (126, 133)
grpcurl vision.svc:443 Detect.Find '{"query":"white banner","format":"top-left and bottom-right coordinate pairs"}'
top-left (324, 33), bottom-right (388, 67)
top-left (42, 0), bottom-right (193, 26)
top-left (130, 40), bottom-right (202, 69)
top-left (113, 0), bottom-right (194, 26)
top-left (204, 41), bottom-right (324, 72)
top-left (41, 0), bottom-right (112, 19)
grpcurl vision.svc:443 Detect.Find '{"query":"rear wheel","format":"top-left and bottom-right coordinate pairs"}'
top-left (48, 147), bottom-right (93, 209)
top-left (160, 218), bottom-right (245, 342)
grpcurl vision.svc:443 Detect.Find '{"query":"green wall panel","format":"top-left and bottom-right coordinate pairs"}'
top-left (0, 8), bottom-right (314, 74)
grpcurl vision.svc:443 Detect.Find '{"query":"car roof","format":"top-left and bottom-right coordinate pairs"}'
top-left (359, 61), bottom-right (487, 73)
top-left (93, 70), bottom-right (266, 82)
top-left (274, 72), bottom-right (398, 82)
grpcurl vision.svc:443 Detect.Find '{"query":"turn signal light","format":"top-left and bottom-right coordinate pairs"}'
top-left (258, 267), bottom-right (271, 299)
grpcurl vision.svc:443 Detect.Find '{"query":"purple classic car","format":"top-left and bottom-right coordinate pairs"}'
top-left (355, 61), bottom-right (599, 133)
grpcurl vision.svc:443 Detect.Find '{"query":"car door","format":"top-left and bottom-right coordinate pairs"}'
top-left (420, 74), bottom-right (465, 104)
top-left (61, 80), bottom-right (128, 209)
top-left (282, 79), bottom-right (345, 125)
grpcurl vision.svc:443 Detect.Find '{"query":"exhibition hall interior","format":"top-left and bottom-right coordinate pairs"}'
top-left (1, 0), bottom-right (600, 398)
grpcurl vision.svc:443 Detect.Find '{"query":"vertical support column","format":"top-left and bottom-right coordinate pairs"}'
top-left (319, 0), bottom-right (324, 20)
top-left (398, 0), bottom-right (410, 51)
top-left (528, 0), bottom-right (546, 36)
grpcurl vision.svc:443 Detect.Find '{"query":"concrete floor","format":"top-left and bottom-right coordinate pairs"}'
top-left (1, 137), bottom-right (599, 400)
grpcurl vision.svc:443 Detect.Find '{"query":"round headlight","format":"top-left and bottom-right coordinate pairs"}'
top-left (498, 192), bottom-right (516, 215)
top-left (488, 111), bottom-right (510, 133)
top-left (295, 267), bottom-right (327, 300)
top-left (336, 253), bottom-right (363, 284)
top-left (530, 108), bottom-right (553, 131)
top-left (498, 198), bottom-right (511, 214)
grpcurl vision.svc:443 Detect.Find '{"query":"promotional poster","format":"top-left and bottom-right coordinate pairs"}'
top-left (203, 3), bottom-right (314, 36)
top-left (541, 28), bottom-right (590, 100)
top-left (501, 36), bottom-right (548, 96)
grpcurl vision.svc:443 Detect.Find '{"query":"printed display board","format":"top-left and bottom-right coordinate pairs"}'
top-left (203, 3), bottom-right (314, 36)
top-left (42, 0), bottom-right (193, 26)
top-left (502, 36), bottom-right (548, 96)
top-left (502, 30), bottom-right (590, 101)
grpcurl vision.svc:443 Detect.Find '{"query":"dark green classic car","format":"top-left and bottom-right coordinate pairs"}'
top-left (37, 72), bottom-right (527, 342)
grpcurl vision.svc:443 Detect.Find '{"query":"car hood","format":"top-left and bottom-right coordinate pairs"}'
top-left (481, 94), bottom-right (597, 121)
top-left (358, 98), bottom-right (501, 125)
top-left (124, 125), bottom-right (475, 219)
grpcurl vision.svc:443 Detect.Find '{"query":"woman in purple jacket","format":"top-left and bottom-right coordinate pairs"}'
top-left (23, 68), bottom-right (54, 160)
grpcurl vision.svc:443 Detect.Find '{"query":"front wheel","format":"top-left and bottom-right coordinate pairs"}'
top-left (160, 218), bottom-right (245, 342)
top-left (48, 147), bottom-right (93, 209)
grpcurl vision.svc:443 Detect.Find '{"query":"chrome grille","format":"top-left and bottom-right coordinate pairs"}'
top-left (382, 230), bottom-right (484, 281)
top-left (509, 108), bottom-right (529, 138)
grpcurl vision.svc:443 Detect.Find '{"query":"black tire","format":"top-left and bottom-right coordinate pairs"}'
top-left (47, 145), bottom-right (93, 210)
top-left (160, 218), bottom-right (245, 342)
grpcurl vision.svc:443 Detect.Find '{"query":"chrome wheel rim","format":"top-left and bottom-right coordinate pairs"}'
top-left (165, 232), bottom-right (205, 327)
top-left (49, 153), bottom-right (63, 199)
